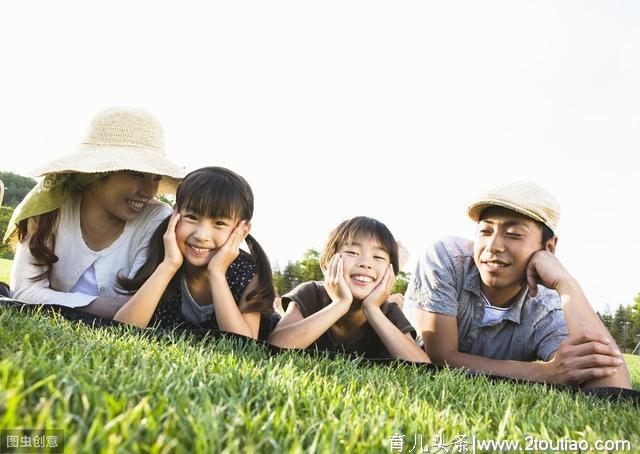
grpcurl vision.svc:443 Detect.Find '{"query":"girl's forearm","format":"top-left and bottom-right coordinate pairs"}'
top-left (268, 302), bottom-right (350, 349)
top-left (208, 272), bottom-right (258, 338)
top-left (363, 305), bottom-right (428, 362)
top-left (113, 263), bottom-right (177, 328)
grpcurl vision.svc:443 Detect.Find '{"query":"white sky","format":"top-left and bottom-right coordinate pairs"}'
top-left (1, 1), bottom-right (639, 312)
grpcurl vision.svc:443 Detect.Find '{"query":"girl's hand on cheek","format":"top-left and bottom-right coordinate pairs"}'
top-left (363, 264), bottom-right (395, 309)
top-left (163, 211), bottom-right (183, 271)
top-left (323, 253), bottom-right (353, 307)
top-left (208, 220), bottom-right (249, 275)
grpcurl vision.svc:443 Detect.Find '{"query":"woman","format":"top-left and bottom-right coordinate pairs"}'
top-left (5, 107), bottom-right (185, 318)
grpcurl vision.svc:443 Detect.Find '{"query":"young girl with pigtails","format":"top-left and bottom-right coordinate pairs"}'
top-left (114, 167), bottom-right (276, 340)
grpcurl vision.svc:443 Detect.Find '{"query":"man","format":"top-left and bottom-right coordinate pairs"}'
top-left (405, 182), bottom-right (631, 389)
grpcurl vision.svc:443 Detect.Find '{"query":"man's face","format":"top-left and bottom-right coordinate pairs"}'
top-left (473, 206), bottom-right (547, 294)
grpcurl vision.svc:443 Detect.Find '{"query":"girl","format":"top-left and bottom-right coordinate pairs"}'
top-left (114, 167), bottom-right (276, 340)
top-left (7, 107), bottom-right (184, 318)
top-left (269, 216), bottom-right (428, 362)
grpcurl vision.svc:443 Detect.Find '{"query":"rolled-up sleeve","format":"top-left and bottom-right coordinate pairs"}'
top-left (532, 309), bottom-right (569, 361)
top-left (406, 239), bottom-right (460, 317)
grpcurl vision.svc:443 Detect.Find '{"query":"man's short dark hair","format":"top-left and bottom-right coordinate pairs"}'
top-left (541, 223), bottom-right (555, 246)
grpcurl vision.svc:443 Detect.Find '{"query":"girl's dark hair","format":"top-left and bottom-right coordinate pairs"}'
top-left (319, 216), bottom-right (399, 275)
top-left (118, 167), bottom-right (275, 314)
top-left (17, 211), bottom-right (60, 282)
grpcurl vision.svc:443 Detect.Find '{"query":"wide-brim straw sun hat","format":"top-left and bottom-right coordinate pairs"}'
top-left (31, 107), bottom-right (186, 194)
top-left (467, 181), bottom-right (561, 232)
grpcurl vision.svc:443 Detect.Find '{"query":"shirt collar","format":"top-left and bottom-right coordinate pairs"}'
top-left (502, 287), bottom-right (528, 324)
top-left (464, 264), bottom-right (483, 297)
top-left (465, 266), bottom-right (528, 325)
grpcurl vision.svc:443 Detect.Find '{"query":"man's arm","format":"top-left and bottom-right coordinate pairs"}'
top-left (526, 252), bottom-right (631, 389)
top-left (419, 310), bottom-right (622, 385)
top-left (420, 311), bottom-right (547, 381)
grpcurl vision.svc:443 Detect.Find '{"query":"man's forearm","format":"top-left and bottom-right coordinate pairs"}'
top-left (430, 349), bottom-right (547, 382)
top-left (556, 279), bottom-right (632, 388)
top-left (557, 278), bottom-right (606, 334)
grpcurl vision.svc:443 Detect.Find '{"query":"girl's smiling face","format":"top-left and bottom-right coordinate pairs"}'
top-left (175, 209), bottom-right (242, 267)
top-left (337, 235), bottom-right (391, 301)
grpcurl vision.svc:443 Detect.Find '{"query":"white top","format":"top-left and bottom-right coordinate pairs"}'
top-left (10, 194), bottom-right (171, 308)
top-left (480, 291), bottom-right (511, 326)
top-left (70, 264), bottom-right (100, 296)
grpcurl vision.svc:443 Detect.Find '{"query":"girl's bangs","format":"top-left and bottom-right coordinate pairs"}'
top-left (342, 219), bottom-right (394, 254)
top-left (321, 216), bottom-right (399, 273)
top-left (177, 174), bottom-right (246, 220)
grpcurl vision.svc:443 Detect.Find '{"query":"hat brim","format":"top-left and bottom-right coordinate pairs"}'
top-left (31, 145), bottom-right (186, 194)
top-left (467, 199), bottom-right (548, 227)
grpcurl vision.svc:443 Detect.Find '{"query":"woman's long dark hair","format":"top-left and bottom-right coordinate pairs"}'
top-left (118, 167), bottom-right (276, 314)
top-left (17, 211), bottom-right (60, 282)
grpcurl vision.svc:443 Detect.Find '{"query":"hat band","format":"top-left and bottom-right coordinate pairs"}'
top-left (81, 142), bottom-right (163, 152)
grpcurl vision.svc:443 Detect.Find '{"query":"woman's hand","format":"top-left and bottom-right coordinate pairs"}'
top-left (208, 220), bottom-right (250, 275)
top-left (362, 264), bottom-right (395, 310)
top-left (163, 210), bottom-right (183, 271)
top-left (323, 253), bottom-right (353, 307)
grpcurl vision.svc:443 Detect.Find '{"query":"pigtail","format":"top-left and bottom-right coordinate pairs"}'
top-left (16, 211), bottom-right (60, 282)
top-left (242, 233), bottom-right (276, 314)
top-left (117, 215), bottom-right (179, 300)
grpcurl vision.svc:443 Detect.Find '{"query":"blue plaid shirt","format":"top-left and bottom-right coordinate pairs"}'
top-left (405, 236), bottom-right (568, 361)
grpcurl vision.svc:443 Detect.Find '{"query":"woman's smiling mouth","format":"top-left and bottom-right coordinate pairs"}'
top-left (126, 199), bottom-right (146, 212)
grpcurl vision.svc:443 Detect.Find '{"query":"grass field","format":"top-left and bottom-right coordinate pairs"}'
top-left (0, 258), bottom-right (11, 284)
top-left (0, 309), bottom-right (638, 453)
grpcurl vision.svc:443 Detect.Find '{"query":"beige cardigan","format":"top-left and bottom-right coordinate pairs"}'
top-left (10, 195), bottom-right (171, 307)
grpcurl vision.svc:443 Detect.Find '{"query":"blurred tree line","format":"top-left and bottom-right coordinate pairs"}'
top-left (599, 294), bottom-right (640, 353)
top-left (0, 172), bottom-right (37, 259)
top-left (272, 249), bottom-right (411, 297)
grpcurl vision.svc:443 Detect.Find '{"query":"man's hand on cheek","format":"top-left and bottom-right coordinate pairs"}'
top-left (524, 251), bottom-right (575, 297)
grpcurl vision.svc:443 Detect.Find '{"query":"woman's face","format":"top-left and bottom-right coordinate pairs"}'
top-left (88, 171), bottom-right (162, 222)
